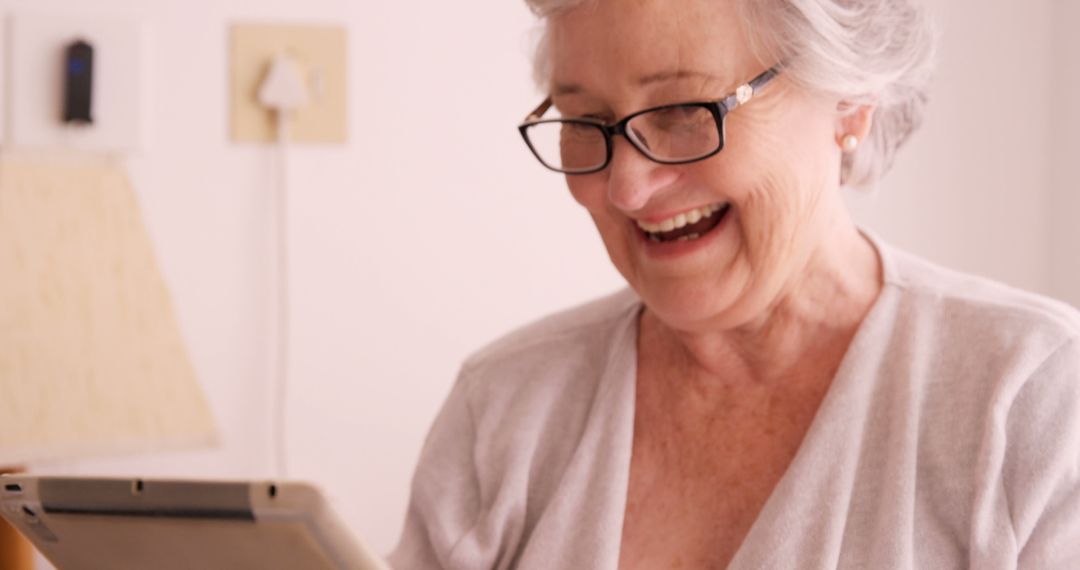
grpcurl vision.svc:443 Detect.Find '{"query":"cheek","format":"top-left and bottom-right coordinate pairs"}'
top-left (739, 165), bottom-right (809, 270)
top-left (716, 99), bottom-right (838, 272)
top-left (566, 175), bottom-right (604, 211)
top-left (725, 86), bottom-right (838, 187)
top-left (567, 175), bottom-right (641, 283)
top-left (567, 175), bottom-right (626, 244)
top-left (566, 174), bottom-right (632, 245)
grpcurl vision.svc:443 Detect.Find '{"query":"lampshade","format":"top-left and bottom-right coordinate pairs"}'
top-left (0, 157), bottom-right (217, 466)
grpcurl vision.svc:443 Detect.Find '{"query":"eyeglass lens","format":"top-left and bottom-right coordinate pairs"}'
top-left (524, 104), bottom-right (721, 173)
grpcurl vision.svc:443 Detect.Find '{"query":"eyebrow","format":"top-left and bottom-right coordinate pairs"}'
top-left (552, 69), bottom-right (720, 97)
top-left (637, 69), bottom-right (719, 86)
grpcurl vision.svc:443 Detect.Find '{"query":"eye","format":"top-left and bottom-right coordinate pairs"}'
top-left (554, 105), bottom-right (611, 123)
top-left (549, 100), bottom-right (611, 123)
top-left (651, 106), bottom-right (706, 126)
top-left (579, 113), bottom-right (613, 123)
top-left (561, 122), bottom-right (604, 141)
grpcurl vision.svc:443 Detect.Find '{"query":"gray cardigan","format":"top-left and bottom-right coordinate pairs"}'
top-left (389, 237), bottom-right (1080, 569)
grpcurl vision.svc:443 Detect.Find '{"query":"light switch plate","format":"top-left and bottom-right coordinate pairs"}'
top-left (230, 23), bottom-right (348, 144)
top-left (5, 13), bottom-right (146, 152)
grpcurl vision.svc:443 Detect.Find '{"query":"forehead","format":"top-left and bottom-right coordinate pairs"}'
top-left (548, 0), bottom-right (752, 96)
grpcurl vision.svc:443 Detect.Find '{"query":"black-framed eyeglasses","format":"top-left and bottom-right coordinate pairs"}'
top-left (517, 66), bottom-right (780, 175)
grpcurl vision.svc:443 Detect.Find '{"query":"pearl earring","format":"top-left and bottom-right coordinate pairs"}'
top-left (841, 134), bottom-right (860, 153)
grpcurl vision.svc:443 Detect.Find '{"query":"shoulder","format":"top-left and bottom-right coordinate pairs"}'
top-left (461, 287), bottom-right (641, 378)
top-left (450, 287), bottom-right (640, 424)
top-left (881, 242), bottom-right (1080, 371)
top-left (863, 242), bottom-right (1080, 555)
top-left (390, 290), bottom-right (641, 569)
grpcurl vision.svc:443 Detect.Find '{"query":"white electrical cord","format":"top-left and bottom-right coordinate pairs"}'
top-left (257, 54), bottom-right (309, 480)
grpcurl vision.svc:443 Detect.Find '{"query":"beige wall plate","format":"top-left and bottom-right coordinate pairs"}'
top-left (230, 23), bottom-right (347, 144)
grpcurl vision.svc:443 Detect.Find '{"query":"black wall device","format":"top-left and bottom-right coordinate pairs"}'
top-left (63, 40), bottom-right (94, 124)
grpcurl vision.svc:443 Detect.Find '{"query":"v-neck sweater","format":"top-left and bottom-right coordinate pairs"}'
top-left (389, 238), bottom-right (1080, 569)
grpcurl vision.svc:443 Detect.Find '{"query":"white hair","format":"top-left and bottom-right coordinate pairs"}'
top-left (524, 0), bottom-right (937, 190)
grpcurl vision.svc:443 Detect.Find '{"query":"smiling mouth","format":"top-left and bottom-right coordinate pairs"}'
top-left (636, 203), bottom-right (731, 243)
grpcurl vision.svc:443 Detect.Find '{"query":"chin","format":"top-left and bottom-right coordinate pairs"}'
top-left (632, 275), bottom-right (746, 333)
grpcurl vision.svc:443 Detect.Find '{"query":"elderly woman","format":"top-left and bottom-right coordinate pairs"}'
top-left (389, 0), bottom-right (1080, 567)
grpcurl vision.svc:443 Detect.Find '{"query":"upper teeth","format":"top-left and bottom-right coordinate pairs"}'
top-left (636, 203), bottom-right (725, 234)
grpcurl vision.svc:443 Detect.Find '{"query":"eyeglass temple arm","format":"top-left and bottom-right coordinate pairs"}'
top-left (523, 97), bottom-right (553, 122)
top-left (526, 65), bottom-right (779, 121)
top-left (721, 66), bottom-right (780, 111)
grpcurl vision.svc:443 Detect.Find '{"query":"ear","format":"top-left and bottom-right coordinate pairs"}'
top-left (835, 102), bottom-right (876, 149)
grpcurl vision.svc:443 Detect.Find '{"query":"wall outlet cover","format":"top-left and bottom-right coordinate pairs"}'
top-left (6, 13), bottom-right (146, 153)
top-left (230, 23), bottom-right (348, 145)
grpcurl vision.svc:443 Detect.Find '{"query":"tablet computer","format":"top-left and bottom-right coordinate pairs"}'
top-left (0, 475), bottom-right (390, 570)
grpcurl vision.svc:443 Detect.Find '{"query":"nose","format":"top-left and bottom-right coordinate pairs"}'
top-left (605, 136), bottom-right (679, 213)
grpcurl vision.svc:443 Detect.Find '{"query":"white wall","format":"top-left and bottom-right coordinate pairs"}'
top-left (1050, 0), bottom-right (1080, 306)
top-left (9, 0), bottom-right (1074, 559)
